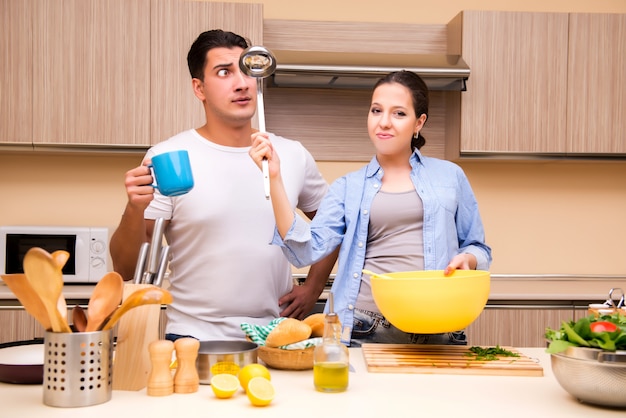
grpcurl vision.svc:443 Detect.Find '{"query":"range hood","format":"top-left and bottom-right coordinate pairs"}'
top-left (268, 54), bottom-right (469, 91)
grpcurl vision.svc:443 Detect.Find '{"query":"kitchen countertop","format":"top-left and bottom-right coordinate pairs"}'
top-left (1, 347), bottom-right (624, 417)
top-left (3, 275), bottom-right (624, 303)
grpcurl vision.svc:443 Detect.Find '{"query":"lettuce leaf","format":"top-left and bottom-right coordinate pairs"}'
top-left (545, 313), bottom-right (626, 353)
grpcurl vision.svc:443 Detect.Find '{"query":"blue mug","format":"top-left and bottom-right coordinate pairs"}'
top-left (149, 150), bottom-right (194, 196)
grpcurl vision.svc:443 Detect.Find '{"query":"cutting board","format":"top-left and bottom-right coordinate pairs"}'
top-left (361, 344), bottom-right (543, 376)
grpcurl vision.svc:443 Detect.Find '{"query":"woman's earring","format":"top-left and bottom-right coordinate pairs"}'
top-left (412, 132), bottom-right (418, 140)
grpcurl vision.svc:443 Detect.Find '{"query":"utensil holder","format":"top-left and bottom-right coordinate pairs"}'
top-left (43, 330), bottom-right (112, 408)
top-left (112, 283), bottom-right (162, 391)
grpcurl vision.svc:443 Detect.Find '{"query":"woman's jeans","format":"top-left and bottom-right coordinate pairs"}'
top-left (350, 308), bottom-right (467, 347)
top-left (165, 333), bottom-right (197, 342)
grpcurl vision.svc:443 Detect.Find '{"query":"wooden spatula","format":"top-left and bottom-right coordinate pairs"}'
top-left (23, 248), bottom-right (72, 333)
top-left (85, 272), bottom-right (124, 332)
top-left (1, 273), bottom-right (52, 331)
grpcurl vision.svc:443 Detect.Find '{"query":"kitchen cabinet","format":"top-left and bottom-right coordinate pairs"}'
top-left (0, 0), bottom-right (33, 145)
top-left (447, 11), bottom-right (569, 156)
top-left (465, 304), bottom-right (574, 347)
top-left (32, 0), bottom-right (151, 147)
top-left (447, 11), bottom-right (626, 158)
top-left (567, 13), bottom-right (626, 154)
top-left (2, 0), bottom-right (262, 149)
top-left (150, 0), bottom-right (263, 144)
top-left (0, 308), bottom-right (44, 344)
top-left (0, 305), bottom-right (167, 344)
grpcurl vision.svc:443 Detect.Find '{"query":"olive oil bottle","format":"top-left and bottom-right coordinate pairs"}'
top-left (313, 293), bottom-right (349, 392)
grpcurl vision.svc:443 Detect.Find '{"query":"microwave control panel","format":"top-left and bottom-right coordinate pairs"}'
top-left (88, 227), bottom-right (109, 281)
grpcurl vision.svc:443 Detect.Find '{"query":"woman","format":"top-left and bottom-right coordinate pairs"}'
top-left (250, 71), bottom-right (492, 346)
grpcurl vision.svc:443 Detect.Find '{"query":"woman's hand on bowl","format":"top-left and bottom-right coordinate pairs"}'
top-left (444, 253), bottom-right (477, 276)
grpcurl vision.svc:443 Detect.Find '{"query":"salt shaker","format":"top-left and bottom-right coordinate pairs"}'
top-left (173, 337), bottom-right (200, 393)
top-left (147, 340), bottom-right (174, 396)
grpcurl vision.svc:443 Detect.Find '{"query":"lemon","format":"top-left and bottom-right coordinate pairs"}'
top-left (238, 363), bottom-right (271, 392)
top-left (246, 376), bottom-right (275, 406)
top-left (210, 373), bottom-right (240, 399)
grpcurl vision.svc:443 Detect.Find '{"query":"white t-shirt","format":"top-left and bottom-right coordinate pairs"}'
top-left (144, 129), bottom-right (328, 340)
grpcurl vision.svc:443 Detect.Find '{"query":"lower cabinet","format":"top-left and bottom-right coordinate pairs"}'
top-left (1, 303), bottom-right (595, 347)
top-left (0, 308), bottom-right (45, 344)
top-left (465, 304), bottom-right (577, 347)
top-left (0, 306), bottom-right (168, 344)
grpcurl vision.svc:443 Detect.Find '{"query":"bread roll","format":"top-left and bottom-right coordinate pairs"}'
top-left (303, 313), bottom-right (326, 337)
top-left (265, 318), bottom-right (312, 347)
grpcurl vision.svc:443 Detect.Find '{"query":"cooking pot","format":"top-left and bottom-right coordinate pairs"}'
top-left (196, 340), bottom-right (258, 384)
top-left (0, 339), bottom-right (44, 384)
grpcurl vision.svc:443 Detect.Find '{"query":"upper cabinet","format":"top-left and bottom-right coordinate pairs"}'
top-left (447, 11), bottom-right (569, 157)
top-left (2, 5), bottom-right (623, 158)
top-left (567, 13), bottom-right (626, 155)
top-left (447, 11), bottom-right (626, 158)
top-left (0, 0), bottom-right (33, 145)
top-left (150, 0), bottom-right (263, 144)
top-left (0, 0), bottom-right (262, 149)
top-left (32, 0), bottom-right (151, 147)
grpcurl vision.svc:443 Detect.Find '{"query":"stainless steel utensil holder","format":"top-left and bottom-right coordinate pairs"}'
top-left (43, 330), bottom-right (113, 407)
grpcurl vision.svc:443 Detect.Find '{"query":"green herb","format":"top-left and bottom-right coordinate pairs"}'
top-left (465, 345), bottom-right (521, 361)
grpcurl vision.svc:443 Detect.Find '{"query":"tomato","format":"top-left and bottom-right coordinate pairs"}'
top-left (590, 321), bottom-right (618, 333)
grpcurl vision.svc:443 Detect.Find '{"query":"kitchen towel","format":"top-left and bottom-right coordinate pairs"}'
top-left (241, 318), bottom-right (321, 349)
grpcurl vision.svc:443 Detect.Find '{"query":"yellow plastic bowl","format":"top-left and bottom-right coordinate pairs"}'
top-left (370, 270), bottom-right (490, 334)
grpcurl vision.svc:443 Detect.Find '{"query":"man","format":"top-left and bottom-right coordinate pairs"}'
top-left (110, 30), bottom-right (336, 341)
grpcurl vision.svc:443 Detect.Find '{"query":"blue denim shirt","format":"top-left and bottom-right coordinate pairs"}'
top-left (272, 150), bottom-right (492, 344)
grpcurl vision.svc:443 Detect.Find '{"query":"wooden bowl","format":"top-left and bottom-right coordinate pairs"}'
top-left (257, 345), bottom-right (314, 370)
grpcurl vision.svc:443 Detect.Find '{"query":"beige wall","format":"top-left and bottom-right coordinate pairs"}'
top-left (1, 0), bottom-right (626, 276)
top-left (224, 0), bottom-right (626, 23)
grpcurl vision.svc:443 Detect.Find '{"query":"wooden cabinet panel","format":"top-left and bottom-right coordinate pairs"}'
top-left (32, 0), bottom-right (151, 146)
top-left (450, 11), bottom-right (569, 155)
top-left (465, 305), bottom-right (574, 347)
top-left (266, 88), bottom-right (447, 161)
top-left (150, 0), bottom-right (263, 144)
top-left (0, 0), bottom-right (33, 145)
top-left (0, 306), bottom-right (167, 344)
top-left (0, 309), bottom-right (45, 344)
top-left (567, 13), bottom-right (626, 154)
top-left (263, 19), bottom-right (453, 162)
top-left (264, 19), bottom-right (448, 56)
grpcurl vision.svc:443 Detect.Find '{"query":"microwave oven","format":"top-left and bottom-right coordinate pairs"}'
top-left (0, 226), bottom-right (109, 283)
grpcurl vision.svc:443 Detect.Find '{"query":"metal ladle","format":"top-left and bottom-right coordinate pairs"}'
top-left (239, 45), bottom-right (277, 200)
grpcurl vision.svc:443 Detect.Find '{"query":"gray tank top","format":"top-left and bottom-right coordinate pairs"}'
top-left (357, 189), bottom-right (425, 312)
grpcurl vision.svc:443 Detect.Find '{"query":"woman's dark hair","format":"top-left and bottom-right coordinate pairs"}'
top-left (373, 70), bottom-right (429, 150)
top-left (187, 30), bottom-right (250, 81)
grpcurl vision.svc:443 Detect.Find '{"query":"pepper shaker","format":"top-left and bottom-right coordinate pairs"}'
top-left (147, 340), bottom-right (174, 396)
top-left (173, 337), bottom-right (200, 393)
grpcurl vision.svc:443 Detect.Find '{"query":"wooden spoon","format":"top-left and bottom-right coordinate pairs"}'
top-left (51, 250), bottom-right (70, 323)
top-left (1, 273), bottom-right (52, 331)
top-left (23, 248), bottom-right (72, 333)
top-left (85, 272), bottom-right (124, 332)
top-left (101, 286), bottom-right (173, 331)
top-left (72, 304), bottom-right (88, 332)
